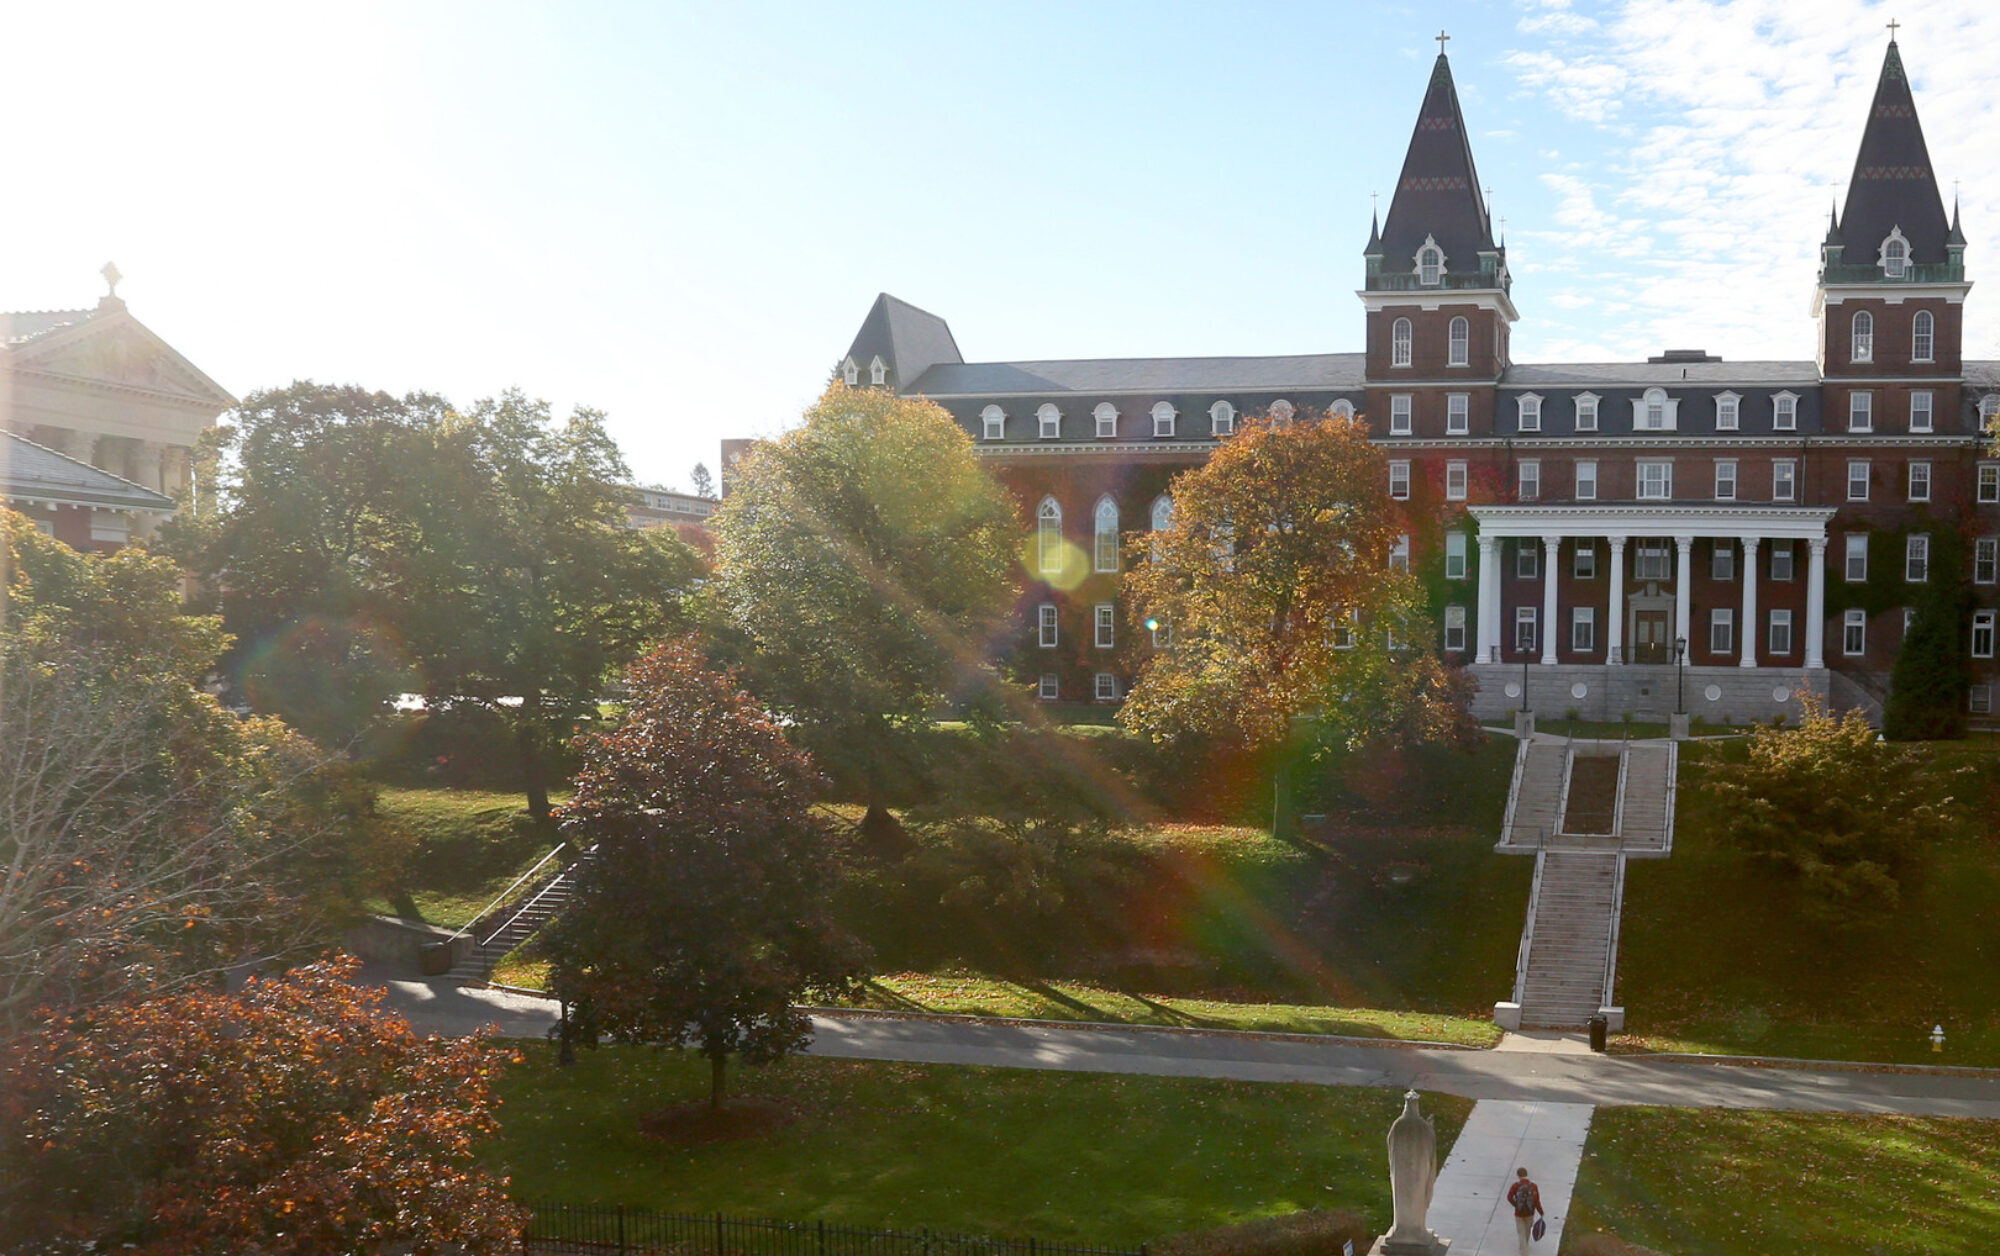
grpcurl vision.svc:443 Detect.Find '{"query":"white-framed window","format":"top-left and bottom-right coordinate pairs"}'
top-left (1637, 460), bottom-right (1673, 500)
top-left (1907, 533), bottom-right (1930, 583)
top-left (1516, 541), bottom-right (1540, 580)
top-left (1390, 394), bottom-right (1413, 435)
top-left (1517, 460), bottom-right (1540, 501)
top-left (1910, 391), bottom-right (1934, 433)
top-left (1844, 608), bottom-right (1867, 655)
top-left (1037, 497), bottom-right (1064, 573)
top-left (1444, 605), bottom-right (1467, 652)
top-left (1769, 609), bottom-right (1794, 656)
top-left (1329, 399), bottom-right (1356, 420)
top-left (1852, 310), bottom-right (1874, 363)
top-left (1095, 402), bottom-right (1119, 438)
top-left (1389, 460), bottom-right (1411, 500)
top-left (1574, 541), bottom-right (1597, 580)
top-left (1883, 233), bottom-right (1909, 279)
top-left (1514, 606), bottom-right (1538, 653)
top-left (1714, 459), bottom-right (1737, 501)
top-left (1849, 392), bottom-right (1873, 432)
top-left (1572, 607), bottom-right (1596, 653)
top-left (1392, 317), bottom-right (1413, 367)
top-left (869, 356), bottom-right (887, 386)
top-left (1150, 614), bottom-right (1171, 648)
top-left (1771, 541), bottom-right (1795, 582)
top-left (841, 357), bottom-right (859, 386)
top-left (1151, 494), bottom-right (1175, 533)
top-left (1331, 609), bottom-right (1358, 650)
top-left (1710, 608), bottom-right (1734, 656)
top-left (1974, 684), bottom-right (1995, 716)
top-left (1152, 401), bottom-right (1177, 438)
top-left (1038, 603), bottom-right (1059, 647)
top-left (1636, 541), bottom-right (1671, 581)
top-left (1093, 495), bottom-right (1120, 572)
top-left (1909, 461), bottom-right (1932, 503)
top-left (1637, 388), bottom-right (1675, 431)
top-left (1448, 316), bottom-right (1470, 366)
top-left (1095, 602), bottom-right (1115, 649)
top-left (1445, 532), bottom-right (1468, 580)
top-left (1974, 611), bottom-right (1997, 660)
top-left (1847, 460), bottom-right (1871, 501)
top-left (1418, 244), bottom-right (1442, 286)
top-left (1846, 533), bottom-right (1869, 582)
top-left (1773, 459), bottom-right (1798, 502)
top-left (981, 405), bottom-right (1005, 440)
top-left (1716, 392), bottom-right (1741, 431)
top-left (1518, 394), bottom-right (1542, 432)
top-left (1711, 543), bottom-right (1735, 582)
top-left (1269, 399), bottom-right (1294, 424)
top-left (1210, 400), bottom-right (1235, 435)
top-left (1576, 459), bottom-right (1598, 501)
top-left (1095, 672), bottom-right (1118, 702)
top-left (1038, 673), bottom-right (1059, 701)
top-left (1389, 534), bottom-right (1411, 573)
top-left (1912, 309), bottom-right (1934, 362)
top-left (1445, 461), bottom-right (1468, 501)
top-left (1575, 393), bottom-right (1600, 432)
top-left (1038, 403), bottom-right (1061, 439)
top-left (1984, 395), bottom-right (2000, 427)
top-left (1981, 464), bottom-right (2000, 504)
top-left (1446, 393), bottom-right (1468, 435)
top-left (1976, 537), bottom-right (1998, 585)
top-left (1774, 392), bottom-right (1799, 431)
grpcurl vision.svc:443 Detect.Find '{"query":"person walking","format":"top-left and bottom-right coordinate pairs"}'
top-left (1507, 1166), bottom-right (1544, 1253)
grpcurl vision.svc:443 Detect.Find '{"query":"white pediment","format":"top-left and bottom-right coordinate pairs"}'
top-left (10, 313), bottom-right (234, 409)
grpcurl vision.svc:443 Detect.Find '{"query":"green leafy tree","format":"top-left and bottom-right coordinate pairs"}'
top-left (1119, 414), bottom-right (1474, 755)
top-left (1884, 558), bottom-right (1971, 740)
top-left (690, 461), bottom-right (715, 499)
top-left (542, 640), bottom-right (867, 1108)
top-left (712, 385), bottom-right (1018, 840)
top-left (1702, 697), bottom-right (1969, 925)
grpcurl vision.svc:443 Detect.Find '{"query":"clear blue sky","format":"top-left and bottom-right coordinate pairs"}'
top-left (4, 1), bottom-right (1996, 490)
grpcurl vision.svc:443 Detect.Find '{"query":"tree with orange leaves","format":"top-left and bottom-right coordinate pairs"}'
top-left (0, 956), bottom-right (525, 1255)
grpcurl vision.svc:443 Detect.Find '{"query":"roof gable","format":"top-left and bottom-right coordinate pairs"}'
top-left (1375, 54), bottom-right (1495, 277)
top-left (4, 302), bottom-right (236, 410)
top-left (1836, 40), bottom-right (1951, 266)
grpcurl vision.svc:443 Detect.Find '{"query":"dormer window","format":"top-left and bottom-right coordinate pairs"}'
top-left (1716, 392), bottom-right (1741, 431)
top-left (1880, 227), bottom-right (1912, 280)
top-left (1392, 318), bottom-right (1413, 368)
top-left (868, 356), bottom-right (887, 387)
top-left (1269, 399), bottom-right (1295, 424)
top-left (1038, 403), bottom-right (1061, 440)
top-left (1329, 399), bottom-right (1356, 420)
top-left (1774, 392), bottom-right (1799, 431)
top-left (1633, 388), bottom-right (1678, 432)
top-left (1416, 236), bottom-right (1444, 286)
top-left (1095, 402), bottom-right (1119, 438)
top-left (1912, 310), bottom-right (1934, 363)
top-left (1209, 400), bottom-right (1235, 435)
top-left (1448, 316), bottom-right (1469, 366)
top-left (1575, 393), bottom-right (1600, 432)
top-left (1152, 402), bottom-right (1177, 437)
top-left (1517, 394), bottom-right (1542, 432)
top-left (841, 357), bottom-right (859, 386)
top-left (1852, 311), bottom-right (1874, 363)
top-left (981, 405), bottom-right (1005, 441)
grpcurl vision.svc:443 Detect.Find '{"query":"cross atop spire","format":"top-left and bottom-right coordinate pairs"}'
top-left (1435, 29), bottom-right (1450, 54)
top-left (1833, 33), bottom-right (1948, 269)
top-left (1887, 17), bottom-right (1899, 41)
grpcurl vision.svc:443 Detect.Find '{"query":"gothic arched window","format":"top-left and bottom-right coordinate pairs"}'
top-left (1093, 495), bottom-right (1120, 572)
top-left (1392, 318), bottom-right (1413, 368)
top-left (1852, 310), bottom-right (1874, 363)
top-left (1037, 497), bottom-right (1063, 574)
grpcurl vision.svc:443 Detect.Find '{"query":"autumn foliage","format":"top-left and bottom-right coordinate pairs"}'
top-left (0, 956), bottom-right (525, 1254)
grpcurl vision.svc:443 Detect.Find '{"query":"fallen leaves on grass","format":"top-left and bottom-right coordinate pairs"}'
top-left (638, 1099), bottom-right (798, 1147)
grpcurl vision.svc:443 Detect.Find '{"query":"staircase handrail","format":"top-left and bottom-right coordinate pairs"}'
top-left (1602, 853), bottom-right (1629, 1011)
top-left (449, 842), bottom-right (567, 946)
top-left (1511, 846), bottom-right (1547, 1005)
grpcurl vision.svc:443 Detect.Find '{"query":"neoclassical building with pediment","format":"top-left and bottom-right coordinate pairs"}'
top-left (1, 266), bottom-right (234, 549)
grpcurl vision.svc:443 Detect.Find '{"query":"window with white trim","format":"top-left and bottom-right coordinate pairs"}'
top-left (1446, 393), bottom-right (1468, 435)
top-left (981, 405), bottom-right (1005, 440)
top-left (1038, 603), bottom-right (1058, 647)
top-left (841, 358), bottom-right (859, 386)
top-left (1847, 460), bottom-right (1871, 501)
top-left (1151, 494), bottom-right (1174, 532)
top-left (1638, 388), bottom-right (1672, 431)
top-left (1846, 533), bottom-right (1869, 582)
top-left (1771, 541), bottom-right (1795, 582)
top-left (1575, 393), bottom-right (1600, 432)
top-left (1976, 537), bottom-right (1998, 585)
top-left (1576, 459), bottom-right (1598, 501)
top-left (1038, 674), bottom-right (1059, 701)
top-left (1637, 460), bottom-right (1673, 500)
top-left (1518, 394), bottom-right (1542, 432)
top-left (1574, 541), bottom-right (1597, 580)
top-left (1907, 533), bottom-right (1930, 583)
top-left (1981, 464), bottom-right (2000, 504)
top-left (1210, 400), bottom-right (1235, 435)
top-left (1331, 609), bottom-right (1357, 650)
top-left (1909, 461), bottom-right (1932, 503)
top-left (1852, 310), bottom-right (1874, 362)
top-left (1037, 498), bottom-right (1064, 573)
top-left (1443, 605), bottom-right (1467, 652)
top-left (869, 357), bottom-right (886, 386)
top-left (1714, 459), bottom-right (1737, 501)
top-left (1095, 672), bottom-right (1118, 702)
top-left (1716, 392), bottom-right (1740, 431)
top-left (1390, 394), bottom-right (1412, 435)
top-left (1093, 496), bottom-right (1120, 572)
top-left (1389, 460), bottom-right (1411, 500)
top-left (1973, 684), bottom-right (1995, 716)
top-left (1094, 402), bottom-right (1119, 438)
top-left (1572, 607), bottom-right (1596, 653)
top-left (1882, 232), bottom-right (1909, 279)
top-left (1516, 541), bottom-right (1539, 580)
top-left (1711, 543), bottom-right (1735, 581)
top-left (1418, 245), bottom-right (1442, 286)
top-left (1392, 318), bottom-right (1413, 367)
top-left (1635, 541), bottom-right (1670, 581)
top-left (1095, 602), bottom-right (1115, 649)
top-left (1445, 461), bottom-right (1468, 501)
top-left (1329, 399), bottom-right (1356, 420)
top-left (1913, 309), bottom-right (1935, 362)
top-left (1152, 401), bottom-right (1177, 437)
top-left (1514, 606), bottom-right (1537, 653)
top-left (1774, 392), bottom-right (1799, 431)
top-left (1769, 609), bottom-right (1793, 656)
top-left (1389, 534), bottom-right (1411, 573)
top-left (1910, 391), bottom-right (1933, 433)
top-left (1449, 316), bottom-right (1469, 366)
top-left (1445, 532), bottom-right (1468, 580)
top-left (1984, 395), bottom-right (2000, 427)
top-left (1849, 392), bottom-right (1873, 432)
top-left (1773, 459), bottom-right (1797, 502)
top-left (1709, 608), bottom-right (1734, 656)
top-left (1974, 610), bottom-right (1997, 660)
top-left (1269, 399), bottom-right (1294, 424)
top-left (1517, 460), bottom-right (1540, 501)
top-left (1038, 403), bottom-right (1061, 439)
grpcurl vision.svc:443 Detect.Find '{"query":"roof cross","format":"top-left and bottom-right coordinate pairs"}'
top-left (1887, 18), bottom-right (1899, 40)
top-left (1436, 29), bottom-right (1450, 54)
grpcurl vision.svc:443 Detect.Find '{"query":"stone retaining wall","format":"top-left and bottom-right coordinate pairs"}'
top-left (1467, 663), bottom-right (1828, 725)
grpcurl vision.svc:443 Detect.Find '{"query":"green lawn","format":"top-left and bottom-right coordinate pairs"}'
top-left (361, 787), bottom-right (563, 929)
top-left (1614, 739), bottom-right (2000, 1066)
top-left (487, 1047), bottom-right (1471, 1245)
top-left (1563, 1107), bottom-right (2000, 1254)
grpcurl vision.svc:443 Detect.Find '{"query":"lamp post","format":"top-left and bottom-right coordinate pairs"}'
top-left (1674, 635), bottom-right (1688, 715)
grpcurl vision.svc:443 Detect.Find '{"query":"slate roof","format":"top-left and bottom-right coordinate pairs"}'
top-left (1837, 40), bottom-right (1952, 265)
top-left (842, 294), bottom-right (963, 391)
top-left (906, 353), bottom-right (1367, 397)
top-left (1375, 53), bottom-right (1495, 276)
top-left (0, 431), bottom-right (176, 511)
top-left (1501, 361), bottom-right (1820, 388)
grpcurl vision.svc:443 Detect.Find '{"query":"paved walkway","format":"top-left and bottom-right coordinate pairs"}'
top-left (1425, 1100), bottom-right (1592, 1256)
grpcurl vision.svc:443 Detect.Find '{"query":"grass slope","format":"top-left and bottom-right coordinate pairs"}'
top-left (488, 1047), bottom-right (1472, 1244)
top-left (1563, 1107), bottom-right (2000, 1255)
top-left (361, 787), bottom-right (561, 929)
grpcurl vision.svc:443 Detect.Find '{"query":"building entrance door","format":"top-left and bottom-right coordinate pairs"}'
top-left (1631, 610), bottom-right (1671, 663)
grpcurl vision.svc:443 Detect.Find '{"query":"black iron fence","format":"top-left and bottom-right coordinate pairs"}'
top-left (523, 1205), bottom-right (1149, 1256)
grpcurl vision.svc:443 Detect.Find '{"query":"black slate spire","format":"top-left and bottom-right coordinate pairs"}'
top-left (1836, 39), bottom-right (1951, 267)
top-left (1373, 52), bottom-right (1495, 284)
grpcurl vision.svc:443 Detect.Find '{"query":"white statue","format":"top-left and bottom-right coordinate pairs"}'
top-left (1372, 1090), bottom-right (1449, 1255)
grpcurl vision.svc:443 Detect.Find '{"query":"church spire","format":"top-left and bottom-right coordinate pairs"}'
top-left (1833, 34), bottom-right (1951, 271)
top-left (1369, 45), bottom-right (1500, 291)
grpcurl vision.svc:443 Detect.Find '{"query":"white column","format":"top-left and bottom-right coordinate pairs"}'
top-left (1806, 536), bottom-right (1828, 669)
top-left (1739, 537), bottom-right (1760, 668)
top-left (1476, 536), bottom-right (1501, 663)
top-left (1540, 535), bottom-right (1561, 665)
top-left (1606, 535), bottom-right (1627, 665)
top-left (1674, 535), bottom-right (1695, 651)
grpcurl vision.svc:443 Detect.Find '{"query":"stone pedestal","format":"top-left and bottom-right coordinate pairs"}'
top-left (1493, 1001), bottom-right (1522, 1030)
top-left (1598, 1005), bottom-right (1625, 1032)
top-left (1369, 1237), bottom-right (1450, 1255)
top-left (1513, 710), bottom-right (1536, 739)
top-left (1669, 712), bottom-right (1690, 740)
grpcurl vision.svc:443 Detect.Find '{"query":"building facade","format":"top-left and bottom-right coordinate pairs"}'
top-left (832, 39), bottom-right (2000, 725)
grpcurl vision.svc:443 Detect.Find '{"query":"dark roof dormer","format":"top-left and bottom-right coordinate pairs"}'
top-left (840, 293), bottom-right (964, 392)
top-left (1366, 51), bottom-right (1507, 295)
top-left (1824, 38), bottom-right (1957, 284)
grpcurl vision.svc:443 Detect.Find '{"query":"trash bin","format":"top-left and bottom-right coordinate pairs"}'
top-left (1587, 1013), bottom-right (1608, 1053)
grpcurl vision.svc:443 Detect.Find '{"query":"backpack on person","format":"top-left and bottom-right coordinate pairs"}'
top-left (1511, 1180), bottom-right (1540, 1217)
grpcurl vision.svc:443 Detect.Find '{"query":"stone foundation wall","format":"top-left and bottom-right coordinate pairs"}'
top-left (1467, 663), bottom-right (1829, 725)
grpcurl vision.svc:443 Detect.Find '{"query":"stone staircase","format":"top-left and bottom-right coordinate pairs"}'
top-left (1502, 740), bottom-right (1567, 846)
top-left (1516, 851), bottom-right (1621, 1028)
top-left (1616, 743), bottom-right (1676, 854)
top-left (445, 861), bottom-right (577, 984)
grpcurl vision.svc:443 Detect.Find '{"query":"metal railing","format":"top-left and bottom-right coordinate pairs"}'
top-left (522, 1206), bottom-right (1148, 1256)
top-left (1510, 847), bottom-right (1547, 1005)
top-left (450, 842), bottom-right (568, 948)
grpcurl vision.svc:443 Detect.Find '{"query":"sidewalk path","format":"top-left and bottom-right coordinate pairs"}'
top-left (1424, 1100), bottom-right (1592, 1256)
top-left (368, 971), bottom-right (2000, 1119)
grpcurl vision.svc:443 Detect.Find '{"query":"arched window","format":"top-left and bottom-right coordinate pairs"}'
top-left (841, 357), bottom-right (859, 386)
top-left (1448, 316), bottom-right (1470, 367)
top-left (1150, 494), bottom-right (1175, 532)
top-left (1329, 399), bottom-right (1355, 420)
top-left (1093, 495), bottom-right (1120, 572)
top-left (1094, 402), bottom-right (1119, 438)
top-left (868, 356), bottom-right (887, 386)
top-left (980, 405), bottom-right (1005, 440)
top-left (1912, 309), bottom-right (1935, 363)
top-left (1392, 318), bottom-right (1413, 368)
top-left (1642, 388), bottom-right (1667, 430)
top-left (1152, 401), bottom-right (1177, 437)
top-left (1983, 395), bottom-right (2000, 423)
top-left (1852, 311), bottom-right (1874, 363)
top-left (1037, 403), bottom-right (1061, 439)
top-left (1418, 246), bottom-right (1442, 286)
top-left (1269, 399), bottom-right (1295, 424)
top-left (1883, 235), bottom-right (1909, 279)
top-left (1036, 497), bottom-right (1063, 574)
top-left (1209, 400), bottom-right (1235, 436)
